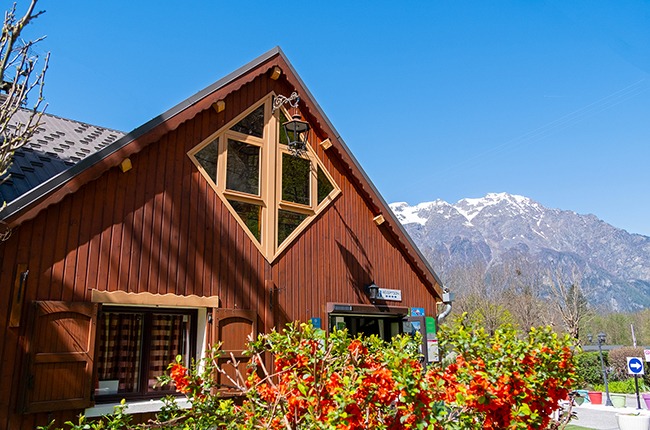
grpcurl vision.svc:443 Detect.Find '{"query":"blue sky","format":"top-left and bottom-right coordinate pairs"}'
top-left (21, 1), bottom-right (650, 236)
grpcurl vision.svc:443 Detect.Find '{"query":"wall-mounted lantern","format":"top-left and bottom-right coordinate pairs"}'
top-left (272, 92), bottom-right (310, 157)
top-left (283, 113), bottom-right (310, 155)
top-left (365, 283), bottom-right (379, 301)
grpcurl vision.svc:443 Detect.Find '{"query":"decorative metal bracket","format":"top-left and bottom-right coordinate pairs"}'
top-left (272, 92), bottom-right (300, 113)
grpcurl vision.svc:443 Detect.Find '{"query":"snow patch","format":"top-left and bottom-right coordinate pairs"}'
top-left (533, 229), bottom-right (547, 239)
top-left (456, 192), bottom-right (535, 221)
top-left (389, 202), bottom-right (429, 225)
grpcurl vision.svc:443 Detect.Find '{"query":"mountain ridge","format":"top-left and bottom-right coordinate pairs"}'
top-left (390, 193), bottom-right (650, 312)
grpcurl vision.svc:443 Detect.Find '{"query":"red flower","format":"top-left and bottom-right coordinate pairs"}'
top-left (169, 363), bottom-right (190, 393)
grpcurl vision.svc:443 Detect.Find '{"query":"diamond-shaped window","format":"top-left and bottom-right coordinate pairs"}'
top-left (188, 94), bottom-right (340, 262)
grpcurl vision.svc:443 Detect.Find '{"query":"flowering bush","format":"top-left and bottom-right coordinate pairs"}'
top-left (433, 317), bottom-right (577, 429)
top-left (237, 324), bottom-right (447, 429)
top-left (41, 318), bottom-right (577, 429)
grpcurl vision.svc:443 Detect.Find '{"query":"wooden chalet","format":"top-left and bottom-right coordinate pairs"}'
top-left (0, 47), bottom-right (445, 428)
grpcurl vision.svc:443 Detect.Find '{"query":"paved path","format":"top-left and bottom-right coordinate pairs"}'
top-left (570, 395), bottom-right (649, 430)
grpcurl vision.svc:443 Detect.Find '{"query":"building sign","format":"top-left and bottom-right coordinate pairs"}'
top-left (411, 307), bottom-right (425, 316)
top-left (425, 316), bottom-right (436, 335)
top-left (377, 288), bottom-right (402, 301)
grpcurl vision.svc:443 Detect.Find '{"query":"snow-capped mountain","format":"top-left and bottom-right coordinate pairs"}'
top-left (390, 193), bottom-right (650, 312)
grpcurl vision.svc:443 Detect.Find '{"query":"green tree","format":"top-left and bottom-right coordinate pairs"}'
top-left (585, 312), bottom-right (633, 346)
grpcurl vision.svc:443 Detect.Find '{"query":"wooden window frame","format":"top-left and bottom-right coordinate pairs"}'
top-left (94, 306), bottom-right (198, 403)
top-left (188, 93), bottom-right (341, 262)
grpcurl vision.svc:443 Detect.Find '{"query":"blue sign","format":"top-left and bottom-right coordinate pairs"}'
top-left (411, 307), bottom-right (425, 317)
top-left (310, 317), bottom-right (322, 329)
top-left (627, 357), bottom-right (645, 375)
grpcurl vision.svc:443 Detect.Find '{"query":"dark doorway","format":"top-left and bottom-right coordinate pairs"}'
top-left (328, 314), bottom-right (403, 342)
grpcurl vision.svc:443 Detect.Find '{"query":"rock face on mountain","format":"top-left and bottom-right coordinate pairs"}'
top-left (390, 193), bottom-right (650, 312)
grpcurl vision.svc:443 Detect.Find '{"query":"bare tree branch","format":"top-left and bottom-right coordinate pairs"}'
top-left (0, 0), bottom-right (48, 214)
top-left (547, 262), bottom-right (591, 342)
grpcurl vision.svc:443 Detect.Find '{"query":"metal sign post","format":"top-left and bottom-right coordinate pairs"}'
top-left (627, 357), bottom-right (645, 409)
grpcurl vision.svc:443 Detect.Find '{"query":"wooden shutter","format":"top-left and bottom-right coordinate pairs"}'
top-left (211, 309), bottom-right (257, 395)
top-left (19, 301), bottom-right (99, 414)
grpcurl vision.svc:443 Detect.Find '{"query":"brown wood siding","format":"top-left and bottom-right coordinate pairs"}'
top-left (0, 73), bottom-right (437, 428)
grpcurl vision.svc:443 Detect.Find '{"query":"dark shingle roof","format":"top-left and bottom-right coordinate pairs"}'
top-left (0, 109), bottom-right (125, 203)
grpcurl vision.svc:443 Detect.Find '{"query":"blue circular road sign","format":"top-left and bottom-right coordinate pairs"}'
top-left (628, 357), bottom-right (644, 375)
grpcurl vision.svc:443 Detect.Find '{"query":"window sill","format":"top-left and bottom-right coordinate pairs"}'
top-left (84, 397), bottom-right (191, 418)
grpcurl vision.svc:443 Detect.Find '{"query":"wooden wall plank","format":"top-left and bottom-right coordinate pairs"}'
top-left (127, 149), bottom-right (146, 294)
top-left (50, 197), bottom-right (71, 300)
top-left (97, 168), bottom-right (117, 291)
top-left (138, 143), bottom-right (153, 293)
top-left (217, 196), bottom-right (230, 306)
top-left (110, 165), bottom-right (128, 291)
top-left (185, 116), bottom-right (201, 296)
top-left (167, 126), bottom-right (185, 294)
top-left (157, 131), bottom-right (177, 294)
top-left (36, 206), bottom-right (58, 300)
top-left (146, 134), bottom-right (167, 293)
top-left (178, 120), bottom-right (193, 297)
top-left (75, 184), bottom-right (93, 301)
top-left (201, 110), bottom-right (215, 298)
top-left (86, 175), bottom-right (106, 295)
top-left (62, 189), bottom-right (83, 302)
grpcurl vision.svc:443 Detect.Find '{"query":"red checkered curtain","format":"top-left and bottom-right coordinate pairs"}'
top-left (97, 312), bottom-right (142, 393)
top-left (148, 314), bottom-right (187, 391)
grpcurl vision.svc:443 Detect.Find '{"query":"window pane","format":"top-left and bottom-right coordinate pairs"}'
top-left (230, 104), bottom-right (264, 138)
top-left (228, 199), bottom-right (262, 242)
top-left (97, 312), bottom-right (143, 394)
top-left (317, 165), bottom-right (335, 204)
top-left (226, 139), bottom-right (260, 195)
top-left (278, 209), bottom-right (307, 245)
top-left (195, 138), bottom-right (218, 183)
top-left (148, 314), bottom-right (190, 392)
top-left (279, 110), bottom-right (289, 145)
top-left (282, 153), bottom-right (310, 205)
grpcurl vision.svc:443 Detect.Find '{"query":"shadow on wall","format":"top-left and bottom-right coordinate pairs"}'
top-left (336, 241), bottom-right (372, 302)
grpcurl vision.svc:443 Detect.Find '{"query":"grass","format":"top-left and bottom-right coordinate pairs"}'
top-left (565, 425), bottom-right (596, 430)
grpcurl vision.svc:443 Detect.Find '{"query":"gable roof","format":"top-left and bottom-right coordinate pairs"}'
top-left (0, 46), bottom-right (443, 295)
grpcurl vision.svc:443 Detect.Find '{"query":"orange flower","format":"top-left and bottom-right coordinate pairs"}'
top-left (169, 363), bottom-right (190, 393)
